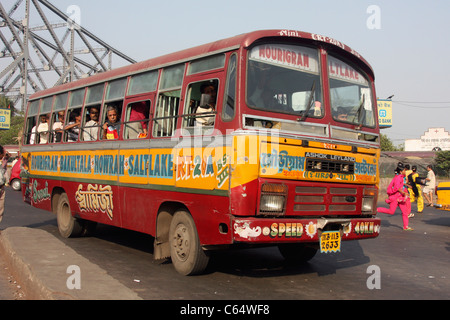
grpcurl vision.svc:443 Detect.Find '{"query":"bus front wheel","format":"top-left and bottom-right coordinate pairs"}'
top-left (56, 193), bottom-right (83, 238)
top-left (169, 210), bottom-right (209, 276)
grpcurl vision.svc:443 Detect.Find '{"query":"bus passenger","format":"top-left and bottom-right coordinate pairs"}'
top-left (336, 107), bottom-right (348, 121)
top-left (196, 83), bottom-right (217, 126)
top-left (37, 114), bottom-right (50, 144)
top-left (127, 102), bottom-right (148, 139)
top-left (65, 111), bottom-right (81, 142)
top-left (103, 105), bottom-right (120, 140)
top-left (53, 111), bottom-right (65, 143)
top-left (29, 123), bottom-right (37, 145)
top-left (83, 107), bottom-right (100, 141)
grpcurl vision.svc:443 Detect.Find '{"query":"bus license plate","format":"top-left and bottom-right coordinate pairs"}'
top-left (320, 231), bottom-right (341, 253)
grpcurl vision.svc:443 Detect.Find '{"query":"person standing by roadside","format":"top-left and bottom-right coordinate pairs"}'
top-left (423, 165), bottom-right (436, 207)
top-left (409, 165), bottom-right (424, 214)
top-left (0, 146), bottom-right (10, 224)
top-left (377, 162), bottom-right (413, 231)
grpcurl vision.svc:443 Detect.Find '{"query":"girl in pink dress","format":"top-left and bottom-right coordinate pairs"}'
top-left (377, 163), bottom-right (413, 231)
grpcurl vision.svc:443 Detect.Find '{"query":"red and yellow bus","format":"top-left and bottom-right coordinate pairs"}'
top-left (21, 30), bottom-right (381, 275)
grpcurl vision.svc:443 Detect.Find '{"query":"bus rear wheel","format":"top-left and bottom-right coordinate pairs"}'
top-left (278, 243), bottom-right (318, 264)
top-left (56, 193), bottom-right (83, 238)
top-left (169, 210), bottom-right (209, 276)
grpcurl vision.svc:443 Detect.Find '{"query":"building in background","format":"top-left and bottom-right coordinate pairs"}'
top-left (405, 128), bottom-right (450, 151)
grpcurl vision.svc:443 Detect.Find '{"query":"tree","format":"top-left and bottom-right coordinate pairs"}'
top-left (0, 95), bottom-right (23, 145)
top-left (0, 113), bottom-right (24, 146)
top-left (380, 134), bottom-right (402, 151)
top-left (0, 95), bottom-right (15, 117)
top-left (435, 151), bottom-right (450, 178)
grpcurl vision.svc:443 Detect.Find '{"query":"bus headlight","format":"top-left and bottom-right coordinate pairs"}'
top-left (259, 183), bottom-right (287, 215)
top-left (362, 188), bottom-right (377, 215)
top-left (361, 197), bottom-right (374, 214)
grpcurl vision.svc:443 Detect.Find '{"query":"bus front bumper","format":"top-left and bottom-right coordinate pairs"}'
top-left (232, 217), bottom-right (381, 243)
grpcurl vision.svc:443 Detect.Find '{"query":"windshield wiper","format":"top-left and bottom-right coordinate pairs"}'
top-left (354, 95), bottom-right (366, 125)
top-left (299, 81), bottom-right (316, 122)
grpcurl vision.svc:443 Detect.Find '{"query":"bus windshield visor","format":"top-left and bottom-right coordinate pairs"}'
top-left (329, 56), bottom-right (375, 128)
top-left (247, 44), bottom-right (323, 118)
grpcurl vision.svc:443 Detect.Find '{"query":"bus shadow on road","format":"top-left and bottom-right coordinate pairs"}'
top-left (206, 241), bottom-right (371, 278)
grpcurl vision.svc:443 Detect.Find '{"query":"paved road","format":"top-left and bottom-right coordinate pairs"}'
top-left (0, 188), bottom-right (449, 300)
top-left (0, 250), bottom-right (25, 300)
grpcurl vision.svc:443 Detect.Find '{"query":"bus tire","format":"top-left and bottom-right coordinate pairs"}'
top-left (56, 193), bottom-right (83, 238)
top-left (169, 210), bottom-right (209, 276)
top-left (10, 179), bottom-right (21, 191)
top-left (278, 243), bottom-right (318, 263)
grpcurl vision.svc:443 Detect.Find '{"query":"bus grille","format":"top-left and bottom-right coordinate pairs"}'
top-left (306, 159), bottom-right (354, 174)
top-left (293, 186), bottom-right (357, 213)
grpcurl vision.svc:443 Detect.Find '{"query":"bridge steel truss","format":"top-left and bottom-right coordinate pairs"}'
top-left (0, 0), bottom-right (136, 112)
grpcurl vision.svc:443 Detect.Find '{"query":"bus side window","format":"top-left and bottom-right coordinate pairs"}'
top-left (37, 114), bottom-right (50, 144)
top-left (182, 80), bottom-right (218, 130)
top-left (102, 78), bottom-right (126, 140)
top-left (82, 105), bottom-right (101, 141)
top-left (154, 64), bottom-right (184, 138)
top-left (25, 100), bottom-right (40, 145)
top-left (153, 90), bottom-right (180, 137)
top-left (51, 93), bottom-right (68, 143)
top-left (124, 101), bottom-right (150, 139)
top-left (26, 116), bottom-right (37, 145)
top-left (222, 54), bottom-right (237, 121)
top-left (195, 80), bottom-right (217, 127)
top-left (102, 103), bottom-right (122, 140)
top-left (64, 108), bottom-right (82, 142)
top-left (51, 111), bottom-right (65, 143)
top-left (183, 85), bottom-right (200, 128)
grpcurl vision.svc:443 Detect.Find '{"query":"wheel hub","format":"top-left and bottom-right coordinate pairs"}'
top-left (173, 224), bottom-right (190, 261)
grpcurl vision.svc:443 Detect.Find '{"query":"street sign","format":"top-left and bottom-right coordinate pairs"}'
top-left (378, 99), bottom-right (392, 128)
top-left (0, 108), bottom-right (11, 130)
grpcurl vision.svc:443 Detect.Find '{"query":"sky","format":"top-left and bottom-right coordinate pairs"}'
top-left (4, 0), bottom-right (450, 146)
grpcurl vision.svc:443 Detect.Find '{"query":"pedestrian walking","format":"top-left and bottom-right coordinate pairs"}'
top-left (377, 162), bottom-right (413, 231)
top-left (423, 165), bottom-right (436, 207)
top-left (0, 145), bottom-right (10, 224)
top-left (408, 165), bottom-right (424, 215)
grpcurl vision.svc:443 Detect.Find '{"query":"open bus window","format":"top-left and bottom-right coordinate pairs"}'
top-left (124, 101), bottom-right (150, 139)
top-left (101, 79), bottom-right (126, 140)
top-left (51, 111), bottom-right (65, 143)
top-left (34, 96), bottom-right (53, 145)
top-left (82, 105), bottom-right (101, 141)
top-left (247, 44), bottom-right (323, 118)
top-left (25, 116), bottom-right (38, 145)
top-left (102, 103), bottom-right (122, 140)
top-left (328, 55), bottom-right (375, 128)
top-left (25, 100), bottom-right (40, 145)
top-left (50, 93), bottom-right (68, 143)
top-left (182, 80), bottom-right (218, 130)
top-left (64, 108), bottom-right (82, 142)
top-left (36, 114), bottom-right (50, 144)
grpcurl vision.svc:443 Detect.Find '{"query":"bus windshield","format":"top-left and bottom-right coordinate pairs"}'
top-left (247, 44), bottom-right (323, 118)
top-left (328, 55), bottom-right (375, 128)
top-left (247, 44), bottom-right (376, 130)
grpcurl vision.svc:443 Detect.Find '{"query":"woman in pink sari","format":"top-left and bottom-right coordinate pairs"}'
top-left (377, 163), bottom-right (413, 231)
